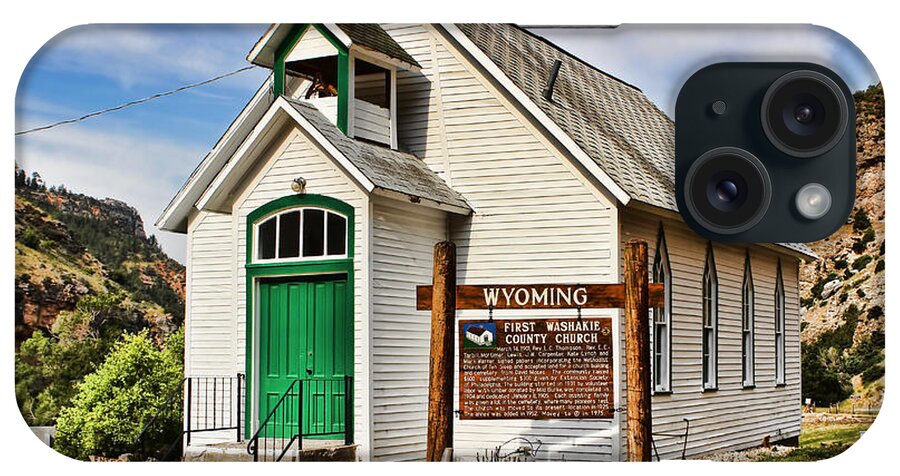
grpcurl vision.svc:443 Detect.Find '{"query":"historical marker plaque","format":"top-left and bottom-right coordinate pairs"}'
top-left (458, 317), bottom-right (614, 420)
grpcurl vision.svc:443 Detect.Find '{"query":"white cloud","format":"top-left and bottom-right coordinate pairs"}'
top-left (14, 24), bottom-right (273, 264)
top-left (15, 118), bottom-right (201, 263)
top-left (33, 24), bottom-right (267, 91)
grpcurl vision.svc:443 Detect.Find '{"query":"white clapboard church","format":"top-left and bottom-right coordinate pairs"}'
top-left (158, 23), bottom-right (812, 461)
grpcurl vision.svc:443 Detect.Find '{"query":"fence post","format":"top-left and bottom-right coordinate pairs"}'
top-left (185, 377), bottom-right (193, 447)
top-left (298, 381), bottom-right (304, 451)
top-left (236, 373), bottom-right (242, 442)
top-left (427, 241), bottom-right (456, 462)
top-left (625, 240), bottom-right (652, 462)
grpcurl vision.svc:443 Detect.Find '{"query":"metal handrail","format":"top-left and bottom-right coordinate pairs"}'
top-left (133, 378), bottom-right (186, 449)
top-left (133, 374), bottom-right (245, 461)
top-left (651, 418), bottom-right (691, 461)
top-left (247, 376), bottom-right (353, 462)
top-left (246, 380), bottom-right (302, 462)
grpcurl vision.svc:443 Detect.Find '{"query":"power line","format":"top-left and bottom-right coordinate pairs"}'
top-left (15, 65), bottom-right (258, 136)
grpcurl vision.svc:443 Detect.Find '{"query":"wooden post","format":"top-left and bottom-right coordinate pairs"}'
top-left (427, 241), bottom-right (456, 461)
top-left (624, 240), bottom-right (652, 462)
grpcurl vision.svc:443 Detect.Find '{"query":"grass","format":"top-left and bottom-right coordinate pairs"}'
top-left (759, 421), bottom-right (872, 461)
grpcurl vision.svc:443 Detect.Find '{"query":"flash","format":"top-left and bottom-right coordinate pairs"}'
top-left (795, 183), bottom-right (832, 220)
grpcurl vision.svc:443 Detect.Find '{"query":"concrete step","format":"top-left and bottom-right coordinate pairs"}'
top-left (183, 439), bottom-right (357, 462)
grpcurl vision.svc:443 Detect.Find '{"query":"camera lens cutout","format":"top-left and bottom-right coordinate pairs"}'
top-left (761, 70), bottom-right (848, 158)
top-left (684, 147), bottom-right (772, 235)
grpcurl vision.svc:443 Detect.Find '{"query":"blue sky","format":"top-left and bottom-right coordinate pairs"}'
top-left (15, 24), bottom-right (879, 263)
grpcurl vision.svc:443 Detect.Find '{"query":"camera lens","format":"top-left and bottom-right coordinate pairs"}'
top-left (794, 104), bottom-right (815, 124)
top-left (708, 174), bottom-right (747, 212)
top-left (761, 70), bottom-right (848, 158)
top-left (684, 147), bottom-right (772, 234)
top-left (715, 180), bottom-right (739, 203)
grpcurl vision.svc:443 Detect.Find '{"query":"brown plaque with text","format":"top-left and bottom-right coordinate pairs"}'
top-left (458, 317), bottom-right (614, 420)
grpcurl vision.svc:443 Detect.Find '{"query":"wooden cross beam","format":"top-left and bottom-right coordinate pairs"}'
top-left (416, 282), bottom-right (665, 310)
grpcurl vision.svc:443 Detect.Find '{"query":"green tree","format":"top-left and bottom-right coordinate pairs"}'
top-left (54, 329), bottom-right (183, 460)
top-left (15, 292), bottom-right (149, 426)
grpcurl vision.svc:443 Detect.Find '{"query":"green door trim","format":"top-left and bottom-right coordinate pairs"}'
top-left (244, 194), bottom-right (355, 439)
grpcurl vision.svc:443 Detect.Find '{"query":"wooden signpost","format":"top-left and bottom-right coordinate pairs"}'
top-left (420, 240), bottom-right (659, 462)
top-left (426, 241), bottom-right (456, 463)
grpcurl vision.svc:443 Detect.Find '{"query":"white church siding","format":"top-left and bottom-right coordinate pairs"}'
top-left (384, 24), bottom-right (623, 462)
top-left (370, 196), bottom-right (447, 461)
top-left (284, 26), bottom-right (338, 63)
top-left (183, 209), bottom-right (239, 446)
top-left (621, 208), bottom-right (802, 459)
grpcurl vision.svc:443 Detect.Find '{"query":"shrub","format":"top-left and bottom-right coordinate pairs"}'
top-left (54, 330), bottom-right (183, 460)
top-left (852, 209), bottom-right (871, 231)
top-left (875, 259), bottom-right (885, 273)
top-left (866, 306), bottom-right (884, 320)
top-left (20, 227), bottom-right (41, 249)
top-left (853, 227), bottom-right (876, 254)
top-left (834, 259), bottom-right (848, 270)
top-left (861, 365), bottom-right (885, 385)
top-left (852, 255), bottom-right (873, 270)
top-left (856, 289), bottom-right (866, 298)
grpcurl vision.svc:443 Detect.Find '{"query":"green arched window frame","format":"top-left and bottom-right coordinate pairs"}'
top-left (243, 193), bottom-right (355, 438)
top-left (246, 194), bottom-right (355, 266)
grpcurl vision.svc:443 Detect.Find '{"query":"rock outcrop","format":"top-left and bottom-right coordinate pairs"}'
top-left (798, 84), bottom-right (885, 406)
top-left (14, 167), bottom-right (185, 344)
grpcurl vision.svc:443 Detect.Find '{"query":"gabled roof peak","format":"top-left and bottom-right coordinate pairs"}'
top-left (248, 24), bottom-right (421, 71)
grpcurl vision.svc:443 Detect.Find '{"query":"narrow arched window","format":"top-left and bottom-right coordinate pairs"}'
top-left (652, 225), bottom-right (672, 393)
top-left (702, 243), bottom-right (718, 390)
top-left (742, 252), bottom-right (755, 387)
top-left (254, 207), bottom-right (348, 262)
top-left (775, 259), bottom-right (786, 386)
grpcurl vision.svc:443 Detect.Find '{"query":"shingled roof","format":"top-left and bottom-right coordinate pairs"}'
top-left (457, 23), bottom-right (676, 210)
top-left (454, 24), bottom-right (814, 259)
top-left (335, 24), bottom-right (421, 69)
top-left (286, 99), bottom-right (469, 211)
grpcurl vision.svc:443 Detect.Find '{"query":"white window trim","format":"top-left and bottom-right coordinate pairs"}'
top-left (702, 243), bottom-right (718, 390)
top-left (652, 227), bottom-right (672, 394)
top-left (775, 260), bottom-right (786, 386)
top-left (742, 253), bottom-right (755, 388)
top-left (253, 207), bottom-right (349, 263)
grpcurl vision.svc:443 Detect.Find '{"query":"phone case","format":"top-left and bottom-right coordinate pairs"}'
top-left (14, 23), bottom-right (883, 463)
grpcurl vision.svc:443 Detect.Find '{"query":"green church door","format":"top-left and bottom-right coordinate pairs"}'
top-left (257, 274), bottom-right (352, 438)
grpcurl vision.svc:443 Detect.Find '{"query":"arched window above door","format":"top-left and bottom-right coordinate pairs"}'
top-left (254, 207), bottom-right (348, 262)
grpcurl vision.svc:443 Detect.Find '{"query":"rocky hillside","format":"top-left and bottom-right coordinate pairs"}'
top-left (14, 167), bottom-right (185, 344)
top-left (798, 84), bottom-right (885, 406)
